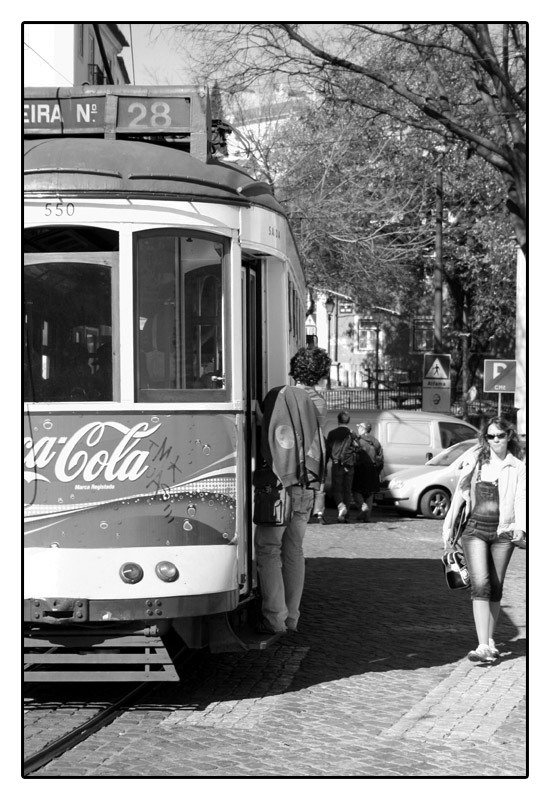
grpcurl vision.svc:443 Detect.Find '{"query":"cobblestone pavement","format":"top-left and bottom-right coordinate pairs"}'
top-left (26, 507), bottom-right (526, 778)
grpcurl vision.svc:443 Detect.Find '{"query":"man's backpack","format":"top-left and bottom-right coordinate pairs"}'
top-left (361, 436), bottom-right (384, 471)
top-left (331, 432), bottom-right (358, 467)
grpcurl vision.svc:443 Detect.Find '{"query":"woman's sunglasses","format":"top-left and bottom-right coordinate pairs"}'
top-left (486, 432), bottom-right (507, 441)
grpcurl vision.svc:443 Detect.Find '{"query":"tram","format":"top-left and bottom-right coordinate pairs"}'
top-left (23, 85), bottom-right (308, 681)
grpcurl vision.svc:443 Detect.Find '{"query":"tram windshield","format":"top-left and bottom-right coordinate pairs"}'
top-left (136, 231), bottom-right (227, 400)
top-left (24, 227), bottom-right (116, 402)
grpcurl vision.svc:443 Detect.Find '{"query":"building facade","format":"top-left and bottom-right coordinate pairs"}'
top-left (24, 23), bottom-right (129, 87)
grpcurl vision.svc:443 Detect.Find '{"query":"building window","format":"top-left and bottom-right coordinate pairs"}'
top-left (89, 32), bottom-right (94, 66)
top-left (358, 318), bottom-right (377, 352)
top-left (77, 24), bottom-right (84, 58)
top-left (412, 317), bottom-right (435, 352)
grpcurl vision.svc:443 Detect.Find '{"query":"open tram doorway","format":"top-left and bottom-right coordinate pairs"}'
top-left (241, 255), bottom-right (263, 597)
top-left (242, 256), bottom-right (263, 418)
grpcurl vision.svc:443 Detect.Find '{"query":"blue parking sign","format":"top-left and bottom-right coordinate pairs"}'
top-left (483, 360), bottom-right (516, 393)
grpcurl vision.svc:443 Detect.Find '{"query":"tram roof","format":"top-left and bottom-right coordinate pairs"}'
top-left (24, 137), bottom-right (284, 212)
top-left (23, 86), bottom-right (284, 213)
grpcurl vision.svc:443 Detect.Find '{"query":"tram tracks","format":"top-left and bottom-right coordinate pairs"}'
top-left (24, 682), bottom-right (148, 777)
top-left (23, 646), bottom-right (204, 777)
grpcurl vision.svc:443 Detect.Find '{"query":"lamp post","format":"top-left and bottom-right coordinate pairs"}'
top-left (372, 311), bottom-right (382, 409)
top-left (325, 295), bottom-right (335, 389)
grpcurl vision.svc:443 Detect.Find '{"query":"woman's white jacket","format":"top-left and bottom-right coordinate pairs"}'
top-left (442, 448), bottom-right (526, 544)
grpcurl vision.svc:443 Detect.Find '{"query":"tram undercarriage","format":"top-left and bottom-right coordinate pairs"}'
top-left (23, 593), bottom-right (279, 682)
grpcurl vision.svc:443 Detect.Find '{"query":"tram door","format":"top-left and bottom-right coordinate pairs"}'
top-left (242, 258), bottom-right (263, 589)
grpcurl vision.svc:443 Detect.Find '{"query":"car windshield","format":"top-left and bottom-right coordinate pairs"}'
top-left (427, 440), bottom-right (477, 467)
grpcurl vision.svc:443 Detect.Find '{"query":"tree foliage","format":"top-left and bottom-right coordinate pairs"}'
top-left (166, 23), bottom-right (526, 252)
top-left (162, 23), bottom-right (521, 388)
top-left (272, 101), bottom-right (434, 315)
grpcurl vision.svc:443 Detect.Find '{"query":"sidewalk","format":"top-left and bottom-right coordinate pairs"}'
top-left (32, 508), bottom-right (526, 778)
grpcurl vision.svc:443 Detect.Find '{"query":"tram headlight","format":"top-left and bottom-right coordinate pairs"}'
top-left (155, 561), bottom-right (179, 582)
top-left (119, 562), bottom-right (144, 584)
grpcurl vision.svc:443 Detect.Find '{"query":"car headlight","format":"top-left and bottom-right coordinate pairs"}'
top-left (388, 479), bottom-right (405, 490)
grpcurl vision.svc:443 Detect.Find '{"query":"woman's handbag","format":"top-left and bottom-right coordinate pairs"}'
top-left (442, 503), bottom-right (471, 590)
top-left (253, 464), bottom-right (291, 526)
top-left (442, 549), bottom-right (470, 590)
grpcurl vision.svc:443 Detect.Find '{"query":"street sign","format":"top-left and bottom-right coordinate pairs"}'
top-left (483, 360), bottom-right (516, 393)
top-left (422, 354), bottom-right (451, 413)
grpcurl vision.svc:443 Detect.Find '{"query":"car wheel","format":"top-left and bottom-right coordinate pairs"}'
top-left (419, 488), bottom-right (451, 519)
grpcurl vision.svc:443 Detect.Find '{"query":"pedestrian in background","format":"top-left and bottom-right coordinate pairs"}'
top-left (442, 415), bottom-right (526, 663)
top-left (353, 421), bottom-right (384, 522)
top-left (326, 410), bottom-right (358, 523)
top-left (255, 383), bottom-right (326, 635)
top-left (288, 346), bottom-right (331, 525)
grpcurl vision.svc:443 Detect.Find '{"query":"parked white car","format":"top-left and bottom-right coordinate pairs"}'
top-left (376, 439), bottom-right (478, 519)
top-left (323, 409), bottom-right (478, 476)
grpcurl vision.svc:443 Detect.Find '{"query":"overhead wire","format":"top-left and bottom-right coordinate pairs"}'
top-left (23, 41), bottom-right (72, 85)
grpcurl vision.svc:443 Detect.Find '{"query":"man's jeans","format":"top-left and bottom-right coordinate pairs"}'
top-left (331, 463), bottom-right (354, 510)
top-left (255, 485), bottom-right (314, 631)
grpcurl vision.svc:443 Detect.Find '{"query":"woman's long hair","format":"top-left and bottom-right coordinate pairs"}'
top-left (477, 416), bottom-right (524, 464)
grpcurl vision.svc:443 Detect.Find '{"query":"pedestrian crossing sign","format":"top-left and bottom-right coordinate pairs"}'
top-left (422, 354), bottom-right (451, 413)
top-left (424, 355), bottom-right (449, 380)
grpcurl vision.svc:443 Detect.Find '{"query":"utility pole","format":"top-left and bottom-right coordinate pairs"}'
top-left (434, 166), bottom-right (443, 353)
top-left (461, 300), bottom-right (469, 419)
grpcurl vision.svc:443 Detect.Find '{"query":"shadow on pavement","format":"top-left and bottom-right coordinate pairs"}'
top-left (24, 555), bottom-right (524, 709)
top-left (288, 556), bottom-right (525, 684)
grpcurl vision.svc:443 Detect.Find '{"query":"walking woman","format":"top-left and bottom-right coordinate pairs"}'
top-left (442, 416), bottom-right (526, 663)
top-left (352, 422), bottom-right (383, 522)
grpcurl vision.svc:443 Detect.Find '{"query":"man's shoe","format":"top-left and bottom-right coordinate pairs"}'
top-left (317, 515), bottom-right (327, 525)
top-left (467, 644), bottom-right (497, 663)
top-left (337, 504), bottom-right (347, 522)
top-left (256, 621), bottom-right (286, 635)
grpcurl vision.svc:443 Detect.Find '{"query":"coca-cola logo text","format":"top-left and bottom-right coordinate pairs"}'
top-left (24, 421), bottom-right (161, 483)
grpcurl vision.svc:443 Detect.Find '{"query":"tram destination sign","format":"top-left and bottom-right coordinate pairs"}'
top-left (24, 96), bottom-right (107, 134)
top-left (24, 94), bottom-right (192, 136)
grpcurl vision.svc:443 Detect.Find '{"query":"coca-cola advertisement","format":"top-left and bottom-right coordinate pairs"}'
top-left (24, 412), bottom-right (238, 548)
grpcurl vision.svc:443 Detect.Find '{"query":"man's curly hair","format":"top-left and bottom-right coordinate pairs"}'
top-left (289, 347), bottom-right (331, 386)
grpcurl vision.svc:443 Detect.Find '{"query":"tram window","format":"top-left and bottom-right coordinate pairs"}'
top-left (24, 261), bottom-right (113, 402)
top-left (136, 232), bottom-right (227, 400)
top-left (25, 226), bottom-right (118, 253)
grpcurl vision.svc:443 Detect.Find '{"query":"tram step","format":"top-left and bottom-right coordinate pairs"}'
top-left (24, 632), bottom-right (179, 682)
